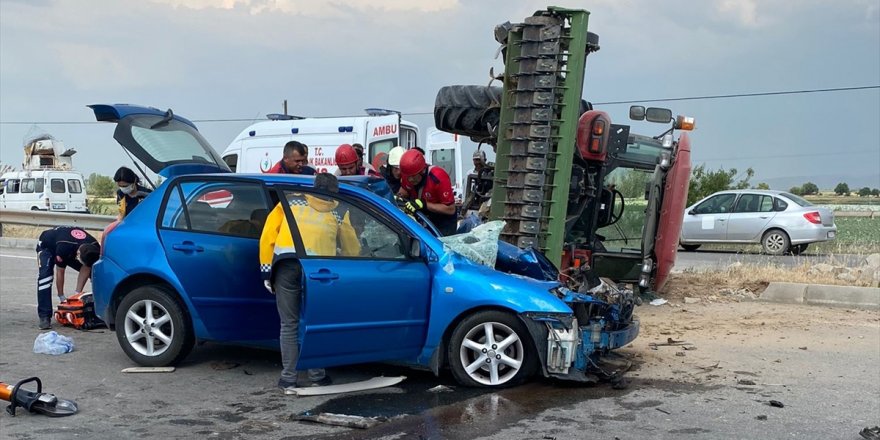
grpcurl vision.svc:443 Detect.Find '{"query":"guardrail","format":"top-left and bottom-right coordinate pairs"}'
top-left (0, 210), bottom-right (115, 235)
top-left (834, 211), bottom-right (877, 218)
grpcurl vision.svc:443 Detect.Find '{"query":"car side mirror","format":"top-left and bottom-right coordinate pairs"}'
top-left (410, 239), bottom-right (422, 258)
top-left (687, 209), bottom-right (696, 215)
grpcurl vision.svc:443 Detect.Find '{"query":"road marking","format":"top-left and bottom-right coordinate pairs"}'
top-left (0, 254), bottom-right (36, 260)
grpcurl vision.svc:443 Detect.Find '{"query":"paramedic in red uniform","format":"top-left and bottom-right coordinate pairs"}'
top-left (268, 141), bottom-right (316, 175)
top-left (334, 144), bottom-right (381, 177)
top-left (399, 149), bottom-right (458, 236)
top-left (35, 226), bottom-right (101, 329)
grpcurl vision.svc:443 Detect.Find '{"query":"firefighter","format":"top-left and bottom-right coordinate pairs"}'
top-left (334, 144), bottom-right (380, 177)
top-left (35, 226), bottom-right (100, 329)
top-left (268, 141), bottom-right (316, 175)
top-left (380, 146), bottom-right (406, 196)
top-left (259, 173), bottom-right (360, 393)
top-left (399, 149), bottom-right (458, 236)
top-left (113, 166), bottom-right (152, 220)
top-left (351, 143), bottom-right (378, 175)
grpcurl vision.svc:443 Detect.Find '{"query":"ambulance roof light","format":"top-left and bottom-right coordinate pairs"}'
top-left (266, 113), bottom-right (305, 121)
top-left (364, 108), bottom-right (400, 116)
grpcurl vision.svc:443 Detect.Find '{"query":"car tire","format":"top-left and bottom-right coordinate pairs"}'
top-left (447, 311), bottom-right (537, 388)
top-left (789, 243), bottom-right (809, 255)
top-left (115, 285), bottom-right (194, 367)
top-left (761, 229), bottom-right (790, 255)
top-left (434, 85), bottom-right (503, 140)
top-left (680, 244), bottom-right (701, 252)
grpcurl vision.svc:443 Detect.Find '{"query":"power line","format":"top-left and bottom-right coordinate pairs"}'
top-left (698, 149), bottom-right (879, 162)
top-left (0, 85), bottom-right (877, 125)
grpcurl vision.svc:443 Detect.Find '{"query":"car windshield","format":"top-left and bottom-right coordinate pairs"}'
top-left (781, 192), bottom-right (813, 207)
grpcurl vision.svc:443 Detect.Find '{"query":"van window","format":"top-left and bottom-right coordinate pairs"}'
top-left (401, 127), bottom-right (418, 148)
top-left (223, 154), bottom-right (238, 173)
top-left (431, 149), bottom-right (456, 184)
top-left (5, 179), bottom-right (20, 194)
top-left (50, 179), bottom-right (66, 193)
top-left (368, 140), bottom-right (395, 166)
top-left (21, 178), bottom-right (35, 193)
top-left (35, 178), bottom-right (44, 193)
top-left (68, 179), bottom-right (83, 194)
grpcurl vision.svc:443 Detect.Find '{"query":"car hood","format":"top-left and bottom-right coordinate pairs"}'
top-left (89, 104), bottom-right (230, 177)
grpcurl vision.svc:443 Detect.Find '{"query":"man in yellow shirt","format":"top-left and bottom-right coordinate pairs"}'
top-left (259, 173), bottom-right (360, 394)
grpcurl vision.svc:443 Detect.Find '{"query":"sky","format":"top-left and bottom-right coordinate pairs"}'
top-left (1, 0), bottom-right (878, 189)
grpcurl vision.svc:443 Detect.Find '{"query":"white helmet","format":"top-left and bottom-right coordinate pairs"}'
top-left (388, 146), bottom-right (406, 166)
top-left (473, 149), bottom-right (487, 162)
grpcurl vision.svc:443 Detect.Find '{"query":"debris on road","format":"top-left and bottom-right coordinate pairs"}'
top-left (737, 379), bottom-right (757, 386)
top-left (798, 347), bottom-right (808, 350)
top-left (696, 362), bottom-right (721, 372)
top-left (860, 426), bottom-right (880, 440)
top-left (291, 412), bottom-right (387, 429)
top-left (210, 361), bottom-right (240, 370)
top-left (427, 385), bottom-right (453, 393)
top-left (675, 352), bottom-right (686, 357)
top-left (33, 331), bottom-right (74, 355)
top-left (121, 367), bottom-right (176, 374)
top-left (656, 408), bottom-right (671, 415)
top-left (650, 298), bottom-right (668, 306)
top-left (756, 415), bottom-right (768, 421)
top-left (649, 338), bottom-right (695, 350)
top-left (768, 400), bottom-right (785, 408)
top-left (289, 376), bottom-right (406, 397)
top-left (683, 297), bottom-right (701, 304)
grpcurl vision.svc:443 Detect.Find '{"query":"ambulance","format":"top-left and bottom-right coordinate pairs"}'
top-left (221, 109), bottom-right (419, 175)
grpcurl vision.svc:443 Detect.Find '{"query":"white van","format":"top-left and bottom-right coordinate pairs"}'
top-left (0, 169), bottom-right (88, 213)
top-left (221, 110), bottom-right (420, 175)
top-left (424, 128), bottom-right (465, 201)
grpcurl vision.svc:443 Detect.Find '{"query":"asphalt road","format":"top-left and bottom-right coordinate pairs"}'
top-left (1, 246), bottom-right (878, 439)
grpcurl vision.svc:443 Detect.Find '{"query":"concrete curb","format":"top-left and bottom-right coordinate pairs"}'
top-left (0, 237), bottom-right (38, 250)
top-left (760, 282), bottom-right (880, 309)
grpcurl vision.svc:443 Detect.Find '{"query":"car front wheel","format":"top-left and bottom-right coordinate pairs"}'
top-left (680, 243), bottom-right (701, 252)
top-left (762, 229), bottom-right (790, 255)
top-left (115, 285), bottom-right (194, 367)
top-left (448, 311), bottom-right (537, 388)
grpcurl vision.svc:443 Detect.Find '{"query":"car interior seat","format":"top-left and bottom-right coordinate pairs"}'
top-left (188, 201), bottom-right (218, 231)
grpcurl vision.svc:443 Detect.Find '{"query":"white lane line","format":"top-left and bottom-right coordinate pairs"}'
top-left (0, 254), bottom-right (36, 260)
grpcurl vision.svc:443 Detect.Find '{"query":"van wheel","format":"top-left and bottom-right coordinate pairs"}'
top-left (680, 244), bottom-right (701, 252)
top-left (31, 206), bottom-right (39, 211)
top-left (434, 85), bottom-right (502, 140)
top-left (115, 285), bottom-right (194, 367)
top-left (447, 311), bottom-right (537, 388)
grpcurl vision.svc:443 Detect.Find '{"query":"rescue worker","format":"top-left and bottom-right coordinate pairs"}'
top-left (113, 166), bottom-right (152, 220)
top-left (466, 150), bottom-right (487, 177)
top-left (334, 144), bottom-right (380, 177)
top-left (268, 141), bottom-right (316, 175)
top-left (351, 143), bottom-right (378, 175)
top-left (380, 146), bottom-right (406, 196)
top-left (35, 226), bottom-right (100, 329)
top-left (259, 173), bottom-right (360, 393)
top-left (399, 149), bottom-right (458, 236)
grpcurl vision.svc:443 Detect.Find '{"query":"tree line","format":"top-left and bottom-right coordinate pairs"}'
top-left (609, 166), bottom-right (880, 205)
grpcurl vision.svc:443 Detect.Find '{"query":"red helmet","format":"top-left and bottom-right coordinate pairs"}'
top-left (335, 144), bottom-right (359, 166)
top-left (399, 149), bottom-right (427, 177)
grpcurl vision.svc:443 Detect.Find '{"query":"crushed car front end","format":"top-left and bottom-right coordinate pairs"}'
top-left (520, 281), bottom-right (639, 382)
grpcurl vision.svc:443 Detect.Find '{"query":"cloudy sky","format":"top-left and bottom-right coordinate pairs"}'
top-left (1, 0), bottom-right (878, 188)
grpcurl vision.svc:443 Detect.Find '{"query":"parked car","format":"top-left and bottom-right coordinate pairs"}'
top-left (88, 104), bottom-right (639, 388)
top-left (680, 190), bottom-right (837, 255)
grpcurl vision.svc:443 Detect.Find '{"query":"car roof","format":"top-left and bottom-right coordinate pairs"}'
top-left (173, 173), bottom-right (386, 198)
top-left (713, 189), bottom-right (787, 196)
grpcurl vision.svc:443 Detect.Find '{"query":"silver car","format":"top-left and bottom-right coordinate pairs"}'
top-left (680, 190), bottom-right (837, 255)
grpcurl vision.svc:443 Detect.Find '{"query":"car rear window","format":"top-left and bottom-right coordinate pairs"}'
top-left (50, 178), bottom-right (65, 193)
top-left (780, 192), bottom-right (813, 207)
top-left (68, 179), bottom-right (83, 194)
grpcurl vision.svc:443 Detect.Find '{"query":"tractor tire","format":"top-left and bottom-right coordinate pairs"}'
top-left (434, 85), bottom-right (503, 140)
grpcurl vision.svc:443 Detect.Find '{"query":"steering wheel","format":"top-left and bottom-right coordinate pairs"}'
top-left (608, 189), bottom-right (625, 225)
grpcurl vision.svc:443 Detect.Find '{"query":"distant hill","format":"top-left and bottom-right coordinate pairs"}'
top-left (757, 173), bottom-right (880, 192)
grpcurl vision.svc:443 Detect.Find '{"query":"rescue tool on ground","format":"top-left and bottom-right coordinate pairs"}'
top-left (2, 378), bottom-right (78, 417)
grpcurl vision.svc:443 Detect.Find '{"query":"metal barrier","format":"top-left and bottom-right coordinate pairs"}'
top-left (0, 209), bottom-right (115, 235)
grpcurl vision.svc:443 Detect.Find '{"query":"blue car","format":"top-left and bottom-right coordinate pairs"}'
top-left (90, 104), bottom-right (639, 388)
